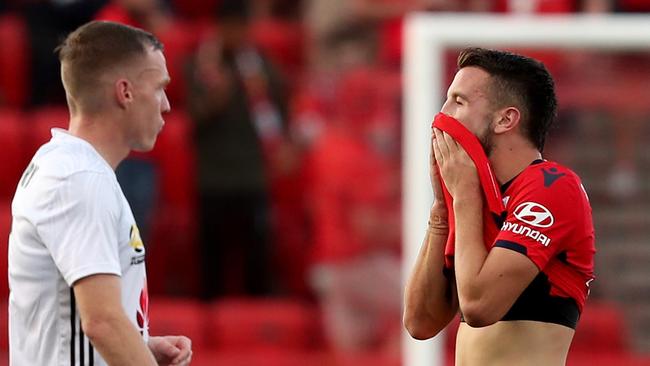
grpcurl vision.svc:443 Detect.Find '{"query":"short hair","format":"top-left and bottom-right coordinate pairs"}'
top-left (457, 47), bottom-right (557, 151)
top-left (55, 21), bottom-right (163, 113)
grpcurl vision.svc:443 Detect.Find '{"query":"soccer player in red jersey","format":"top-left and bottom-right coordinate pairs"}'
top-left (404, 48), bottom-right (595, 365)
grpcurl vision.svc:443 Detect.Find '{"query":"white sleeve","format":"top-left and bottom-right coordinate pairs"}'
top-left (37, 171), bottom-right (122, 286)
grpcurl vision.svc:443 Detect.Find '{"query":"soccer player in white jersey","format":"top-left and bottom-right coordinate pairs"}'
top-left (8, 21), bottom-right (192, 365)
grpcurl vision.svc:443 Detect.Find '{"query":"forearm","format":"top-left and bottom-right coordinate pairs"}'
top-left (453, 192), bottom-right (490, 310)
top-left (404, 208), bottom-right (457, 338)
top-left (84, 314), bottom-right (157, 366)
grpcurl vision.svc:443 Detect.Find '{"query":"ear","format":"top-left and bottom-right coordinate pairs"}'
top-left (115, 78), bottom-right (133, 109)
top-left (493, 107), bottom-right (521, 134)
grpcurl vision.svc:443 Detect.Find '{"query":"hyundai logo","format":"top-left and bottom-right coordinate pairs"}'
top-left (513, 202), bottom-right (554, 228)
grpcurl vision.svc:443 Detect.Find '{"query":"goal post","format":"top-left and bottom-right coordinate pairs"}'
top-left (402, 13), bottom-right (650, 366)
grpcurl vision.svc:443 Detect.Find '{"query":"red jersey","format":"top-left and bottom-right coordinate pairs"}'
top-left (492, 160), bottom-right (595, 327)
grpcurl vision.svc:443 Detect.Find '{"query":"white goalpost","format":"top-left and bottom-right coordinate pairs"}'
top-left (402, 13), bottom-right (650, 366)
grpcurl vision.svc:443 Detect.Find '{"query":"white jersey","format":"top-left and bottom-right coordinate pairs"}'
top-left (8, 129), bottom-right (149, 366)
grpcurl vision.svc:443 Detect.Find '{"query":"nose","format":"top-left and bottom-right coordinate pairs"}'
top-left (440, 98), bottom-right (454, 115)
top-left (161, 91), bottom-right (171, 114)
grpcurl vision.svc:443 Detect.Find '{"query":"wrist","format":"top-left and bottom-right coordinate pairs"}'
top-left (428, 208), bottom-right (449, 235)
top-left (431, 201), bottom-right (447, 214)
top-left (452, 188), bottom-right (481, 207)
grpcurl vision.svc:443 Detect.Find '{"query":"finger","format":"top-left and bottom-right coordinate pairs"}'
top-left (158, 340), bottom-right (181, 359)
top-left (177, 336), bottom-right (192, 352)
top-left (441, 131), bottom-right (459, 153)
top-left (432, 133), bottom-right (444, 166)
top-left (171, 337), bottom-right (192, 363)
top-left (172, 350), bottom-right (192, 366)
top-left (171, 348), bottom-right (191, 364)
top-left (433, 128), bottom-right (450, 159)
top-left (443, 131), bottom-right (474, 163)
top-left (430, 134), bottom-right (437, 166)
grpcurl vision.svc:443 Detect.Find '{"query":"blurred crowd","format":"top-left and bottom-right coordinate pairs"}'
top-left (2, 0), bottom-right (650, 359)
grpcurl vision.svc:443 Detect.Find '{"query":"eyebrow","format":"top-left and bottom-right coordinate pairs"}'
top-left (449, 91), bottom-right (469, 102)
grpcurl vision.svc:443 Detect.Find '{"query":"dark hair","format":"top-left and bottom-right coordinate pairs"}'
top-left (56, 21), bottom-right (163, 109)
top-left (457, 47), bottom-right (557, 151)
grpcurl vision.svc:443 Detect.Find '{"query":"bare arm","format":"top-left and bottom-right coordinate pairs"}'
top-left (403, 206), bottom-right (459, 339)
top-left (74, 274), bottom-right (157, 366)
top-left (403, 133), bottom-right (459, 339)
top-left (433, 129), bottom-right (538, 327)
top-left (452, 192), bottom-right (538, 327)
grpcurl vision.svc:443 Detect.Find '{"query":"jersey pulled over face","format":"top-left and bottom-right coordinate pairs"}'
top-left (9, 129), bottom-right (149, 366)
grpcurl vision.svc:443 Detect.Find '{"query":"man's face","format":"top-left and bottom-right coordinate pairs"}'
top-left (126, 47), bottom-right (170, 152)
top-left (440, 66), bottom-right (496, 155)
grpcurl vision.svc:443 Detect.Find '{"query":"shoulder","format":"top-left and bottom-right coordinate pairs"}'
top-left (508, 161), bottom-right (586, 202)
top-left (26, 141), bottom-right (119, 206)
top-left (37, 139), bottom-right (111, 177)
top-left (505, 161), bottom-right (591, 224)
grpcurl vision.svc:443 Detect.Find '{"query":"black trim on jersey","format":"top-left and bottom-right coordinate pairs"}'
top-left (89, 338), bottom-right (94, 365)
top-left (492, 212), bottom-right (507, 228)
top-left (70, 288), bottom-right (76, 366)
top-left (460, 272), bottom-right (580, 329)
top-left (494, 239), bottom-right (528, 255)
top-left (71, 288), bottom-right (95, 365)
top-left (501, 271), bottom-right (579, 328)
top-left (79, 316), bottom-right (85, 364)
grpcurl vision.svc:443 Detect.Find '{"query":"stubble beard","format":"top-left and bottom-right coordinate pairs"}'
top-left (478, 119), bottom-right (495, 157)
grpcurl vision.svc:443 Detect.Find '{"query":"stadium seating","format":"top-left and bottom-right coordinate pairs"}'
top-left (564, 300), bottom-right (650, 364)
top-left (191, 349), bottom-right (403, 366)
top-left (333, 352), bottom-right (401, 366)
top-left (153, 21), bottom-right (197, 106)
top-left (146, 110), bottom-right (199, 296)
top-left (251, 19), bottom-right (304, 80)
top-left (0, 300), bottom-right (7, 366)
top-left (0, 109), bottom-right (27, 200)
top-left (171, 0), bottom-right (218, 21)
top-left (191, 350), bottom-right (323, 366)
top-left (206, 298), bottom-right (321, 351)
top-left (26, 106), bottom-right (69, 158)
top-left (145, 297), bottom-right (335, 366)
top-left (148, 298), bottom-right (208, 348)
top-left (149, 111), bottom-right (197, 220)
top-left (0, 207), bottom-right (8, 366)
top-left (572, 300), bottom-right (629, 353)
top-left (0, 299), bottom-right (6, 350)
top-left (0, 203), bottom-right (10, 301)
top-left (0, 14), bottom-right (29, 108)
top-left (567, 351), bottom-right (650, 366)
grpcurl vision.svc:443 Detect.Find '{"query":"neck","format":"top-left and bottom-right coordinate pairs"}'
top-left (67, 114), bottom-right (129, 170)
top-left (489, 139), bottom-right (542, 185)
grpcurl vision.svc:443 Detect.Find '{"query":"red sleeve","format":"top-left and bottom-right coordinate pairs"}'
top-left (494, 168), bottom-right (585, 271)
